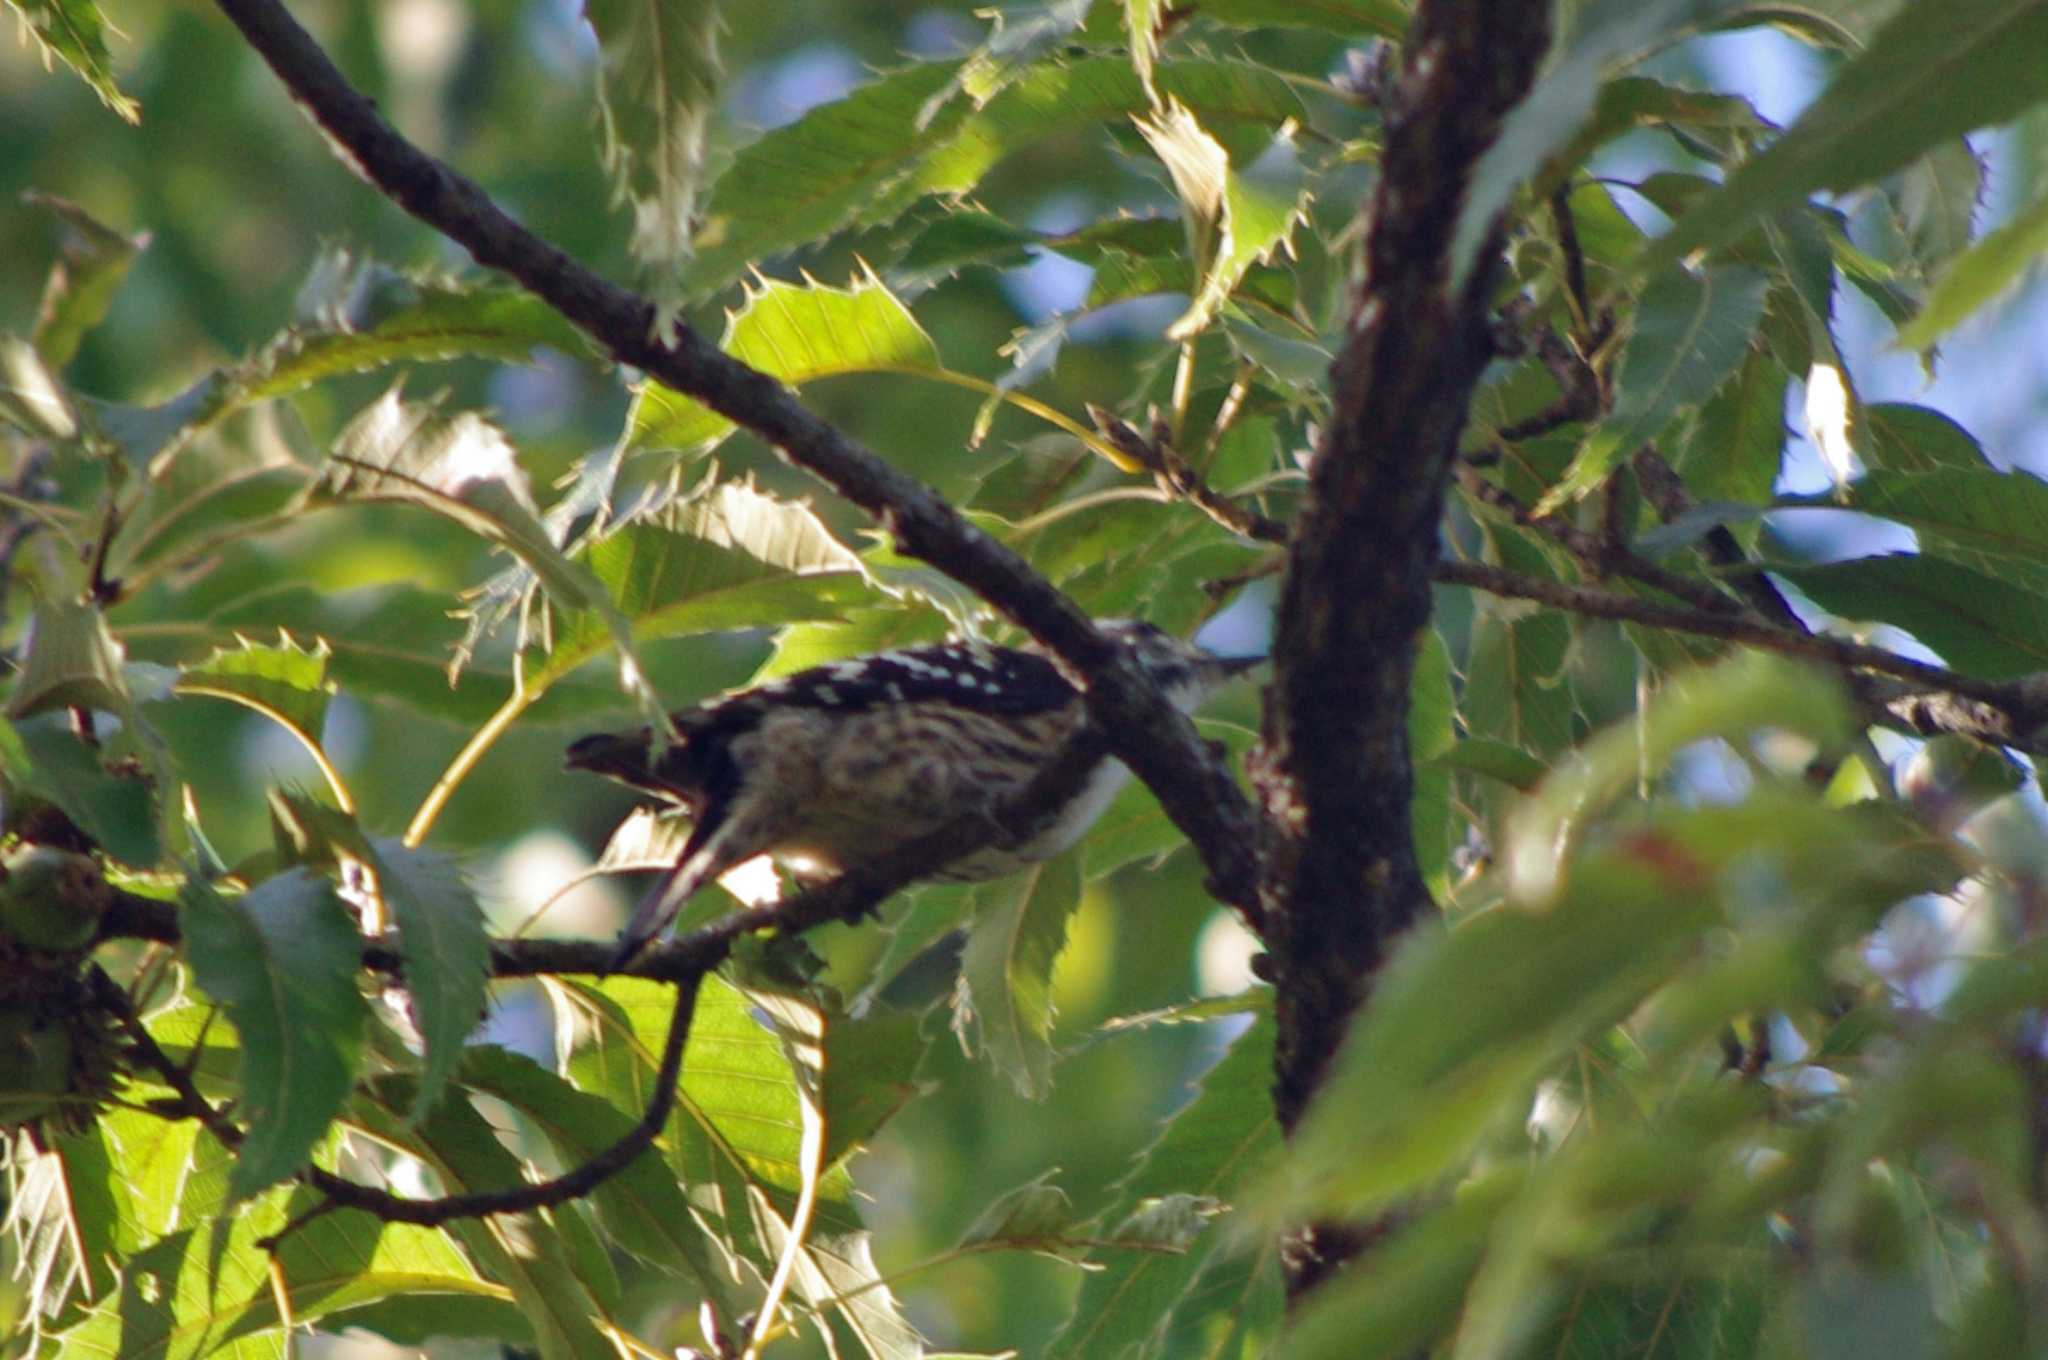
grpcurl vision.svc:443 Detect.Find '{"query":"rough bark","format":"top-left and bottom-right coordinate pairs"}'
top-left (1252, 1), bottom-right (1553, 1297)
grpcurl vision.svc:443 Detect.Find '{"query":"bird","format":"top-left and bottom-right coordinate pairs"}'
top-left (566, 620), bottom-right (1257, 969)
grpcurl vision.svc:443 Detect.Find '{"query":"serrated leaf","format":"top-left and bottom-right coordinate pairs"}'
top-left (350, 1074), bottom-right (618, 1360)
top-left (182, 873), bottom-right (368, 1199)
top-left (1193, 0), bottom-right (1405, 34)
top-left (1802, 465), bottom-right (2048, 590)
top-left (25, 192), bottom-right (148, 367)
top-left (314, 386), bottom-right (658, 716)
top-left (1454, 0), bottom-right (1719, 289)
top-left (50, 1210), bottom-right (285, 1360)
top-left (0, 713), bottom-right (160, 866)
top-left (1895, 188), bottom-right (2048, 349)
top-left (953, 852), bottom-right (1082, 1099)
top-left (3, 0), bottom-right (139, 122)
top-left (106, 254), bottom-right (590, 475)
top-left (1410, 627), bottom-right (1456, 898)
top-left (536, 479), bottom-right (875, 696)
top-left (687, 56), bottom-right (1304, 298)
top-left (1860, 401), bottom-right (1990, 474)
top-left (1643, 0), bottom-right (2048, 272)
top-left (552, 975), bottom-right (921, 1344)
top-left (1051, 1015), bottom-right (1278, 1360)
top-left (1778, 553), bottom-right (2048, 679)
top-left (452, 1044), bottom-right (733, 1289)
top-left (1545, 265), bottom-right (1769, 508)
top-left (1136, 102), bottom-right (1310, 342)
top-left (178, 633), bottom-right (335, 754)
top-left (191, 582), bottom-right (619, 726)
top-left (367, 839), bottom-right (489, 1120)
top-left (6, 1125), bottom-right (120, 1327)
top-left (627, 270), bottom-right (943, 455)
top-left (585, 0), bottom-right (720, 326)
top-left (686, 60), bottom-right (969, 298)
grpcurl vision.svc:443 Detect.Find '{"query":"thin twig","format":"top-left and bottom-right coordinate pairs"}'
top-left (1088, 404), bottom-right (1289, 545)
top-left (287, 974), bottom-right (706, 1233)
top-left (1456, 467), bottom-right (1747, 618)
top-left (1434, 558), bottom-right (2048, 728)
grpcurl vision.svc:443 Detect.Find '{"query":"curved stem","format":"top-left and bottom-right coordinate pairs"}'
top-left (175, 683), bottom-right (357, 813)
top-left (403, 683), bottom-right (534, 847)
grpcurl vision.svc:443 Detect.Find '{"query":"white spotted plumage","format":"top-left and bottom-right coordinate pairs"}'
top-left (566, 620), bottom-right (1257, 967)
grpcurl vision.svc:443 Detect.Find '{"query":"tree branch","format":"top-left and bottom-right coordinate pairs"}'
top-left (207, 0), bottom-right (1260, 913)
top-left (1435, 558), bottom-right (2048, 749)
top-left (1253, 0), bottom-right (1552, 1300)
top-left (100, 954), bottom-right (711, 1235)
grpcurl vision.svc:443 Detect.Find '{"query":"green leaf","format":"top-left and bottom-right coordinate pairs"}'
top-left (1429, 739), bottom-right (1549, 793)
top-left (1642, 0), bottom-right (2048, 272)
top-left (1810, 465), bottom-right (2048, 589)
top-left (7, 596), bottom-right (132, 721)
top-left (1458, 525), bottom-right (1578, 762)
top-left (51, 1209), bottom-right (286, 1359)
top-left (108, 253), bottom-right (591, 475)
top-left (0, 713), bottom-right (160, 866)
top-left (1544, 265), bottom-right (1769, 509)
top-left (954, 851), bottom-right (1083, 1099)
top-left (248, 1193), bottom-right (513, 1335)
top-left (181, 873), bottom-right (368, 1199)
top-left (1860, 401), bottom-right (1991, 474)
top-left (350, 1075), bottom-right (618, 1360)
top-left (626, 270), bottom-right (943, 456)
top-left (451, 1044), bottom-right (735, 1290)
top-left (1504, 652), bottom-right (1850, 907)
top-left (1895, 188), bottom-right (2048, 348)
top-left (6, 1124), bottom-right (122, 1323)
top-left (194, 583), bottom-right (619, 726)
top-left (685, 60), bottom-right (968, 298)
top-left (1189, 0), bottom-right (1405, 35)
top-left (2, 0), bottom-right (139, 123)
top-left (1409, 628), bottom-right (1456, 898)
top-left (1134, 104), bottom-right (1310, 342)
top-left (24, 193), bottom-right (148, 368)
top-left (553, 975), bottom-right (921, 1347)
top-left (0, 334), bottom-right (79, 440)
top-left (538, 479), bottom-right (874, 689)
top-left (1051, 1015), bottom-right (1279, 1360)
top-left (313, 386), bottom-right (659, 717)
top-left (111, 455), bottom-right (308, 584)
top-left (1453, 0), bottom-right (1720, 289)
top-left (367, 839), bottom-right (489, 1121)
top-left (1285, 857), bottom-right (1719, 1219)
top-left (584, 0), bottom-right (720, 326)
top-left (178, 633), bottom-right (335, 755)
top-left (1671, 345), bottom-right (1790, 510)
top-left (1777, 553), bottom-right (2048, 679)
top-left (686, 56), bottom-right (1304, 299)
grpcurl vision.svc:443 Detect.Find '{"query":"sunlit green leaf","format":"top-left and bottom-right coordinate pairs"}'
top-left (954, 851), bottom-right (1082, 1099)
top-left (1052, 1015), bottom-right (1278, 1359)
top-left (585, 0), bottom-right (720, 326)
top-left (3, 0), bottom-right (138, 123)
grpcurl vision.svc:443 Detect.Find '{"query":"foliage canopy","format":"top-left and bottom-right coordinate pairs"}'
top-left (5, 0), bottom-right (2048, 1357)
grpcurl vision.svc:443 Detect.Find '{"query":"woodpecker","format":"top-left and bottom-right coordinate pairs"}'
top-left (567, 620), bottom-right (1257, 968)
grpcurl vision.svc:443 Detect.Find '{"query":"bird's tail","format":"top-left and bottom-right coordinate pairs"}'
top-left (605, 822), bottom-right (738, 972)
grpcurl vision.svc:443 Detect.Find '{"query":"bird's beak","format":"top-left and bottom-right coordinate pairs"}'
top-left (1210, 653), bottom-right (1265, 681)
